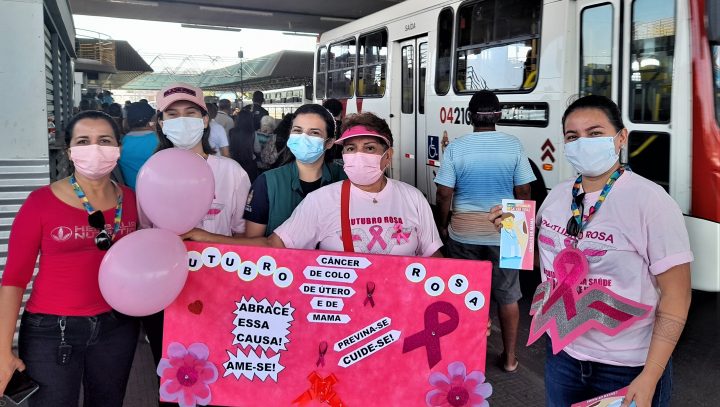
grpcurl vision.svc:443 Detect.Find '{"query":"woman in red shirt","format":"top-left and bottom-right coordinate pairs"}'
top-left (0, 111), bottom-right (140, 406)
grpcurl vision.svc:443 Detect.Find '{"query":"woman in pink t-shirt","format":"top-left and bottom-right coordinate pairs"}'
top-left (521, 95), bottom-right (692, 407)
top-left (0, 111), bottom-right (140, 406)
top-left (185, 112), bottom-right (443, 258)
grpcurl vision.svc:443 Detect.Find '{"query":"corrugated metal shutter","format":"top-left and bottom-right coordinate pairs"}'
top-left (0, 160), bottom-right (49, 346)
top-left (45, 25), bottom-right (54, 121)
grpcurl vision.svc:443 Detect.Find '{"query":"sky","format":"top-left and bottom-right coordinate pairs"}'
top-left (73, 15), bottom-right (317, 70)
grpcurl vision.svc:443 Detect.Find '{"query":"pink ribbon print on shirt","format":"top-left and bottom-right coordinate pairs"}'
top-left (528, 230), bottom-right (653, 354)
top-left (349, 223), bottom-right (414, 254)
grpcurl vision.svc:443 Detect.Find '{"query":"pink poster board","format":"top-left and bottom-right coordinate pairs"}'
top-left (160, 242), bottom-right (492, 406)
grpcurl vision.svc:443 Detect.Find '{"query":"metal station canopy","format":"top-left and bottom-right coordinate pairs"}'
top-left (69, 0), bottom-right (405, 33)
top-left (121, 50), bottom-right (313, 91)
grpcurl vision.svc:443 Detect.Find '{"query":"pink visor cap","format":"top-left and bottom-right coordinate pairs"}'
top-left (156, 83), bottom-right (207, 112)
top-left (335, 125), bottom-right (392, 147)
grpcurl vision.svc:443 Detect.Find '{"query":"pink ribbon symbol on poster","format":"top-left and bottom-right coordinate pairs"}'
top-left (159, 242), bottom-right (493, 406)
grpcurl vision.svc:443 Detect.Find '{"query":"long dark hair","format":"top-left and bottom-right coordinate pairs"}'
top-left (155, 108), bottom-right (215, 155)
top-left (233, 110), bottom-right (255, 133)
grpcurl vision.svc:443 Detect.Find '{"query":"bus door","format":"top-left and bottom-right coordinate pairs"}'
top-left (620, 0), bottom-right (687, 209)
top-left (398, 37), bottom-right (428, 188)
top-left (577, 0), bottom-right (683, 201)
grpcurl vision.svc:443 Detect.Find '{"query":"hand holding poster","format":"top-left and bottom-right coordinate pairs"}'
top-left (159, 242), bottom-right (493, 406)
top-left (571, 386), bottom-right (636, 407)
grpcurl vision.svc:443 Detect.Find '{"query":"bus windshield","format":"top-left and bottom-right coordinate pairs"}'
top-left (455, 0), bottom-right (541, 92)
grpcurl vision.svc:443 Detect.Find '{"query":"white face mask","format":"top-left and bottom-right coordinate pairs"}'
top-left (162, 117), bottom-right (205, 149)
top-left (564, 134), bottom-right (620, 177)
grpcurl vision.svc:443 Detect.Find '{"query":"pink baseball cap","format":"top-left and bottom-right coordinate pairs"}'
top-left (156, 83), bottom-right (207, 112)
top-left (335, 125), bottom-right (393, 147)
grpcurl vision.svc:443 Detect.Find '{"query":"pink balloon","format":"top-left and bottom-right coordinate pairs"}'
top-left (136, 148), bottom-right (214, 234)
top-left (99, 229), bottom-right (189, 316)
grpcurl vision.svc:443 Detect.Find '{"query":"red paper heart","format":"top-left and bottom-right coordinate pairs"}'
top-left (188, 300), bottom-right (203, 315)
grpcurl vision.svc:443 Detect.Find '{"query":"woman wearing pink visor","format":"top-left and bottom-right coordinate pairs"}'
top-left (184, 112), bottom-right (442, 257)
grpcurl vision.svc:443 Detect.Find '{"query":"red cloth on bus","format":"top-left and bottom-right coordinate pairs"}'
top-left (1, 185), bottom-right (138, 316)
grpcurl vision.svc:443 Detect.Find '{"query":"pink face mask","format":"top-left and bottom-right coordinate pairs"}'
top-left (70, 145), bottom-right (120, 180)
top-left (342, 151), bottom-right (387, 186)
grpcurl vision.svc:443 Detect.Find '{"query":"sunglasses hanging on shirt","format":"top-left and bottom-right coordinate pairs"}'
top-left (70, 175), bottom-right (123, 251)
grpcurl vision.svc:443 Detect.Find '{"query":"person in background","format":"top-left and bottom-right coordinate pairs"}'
top-left (215, 98), bottom-right (235, 135)
top-left (108, 103), bottom-right (124, 132)
top-left (435, 90), bottom-right (535, 374)
top-left (89, 99), bottom-right (101, 111)
top-left (122, 100), bottom-right (132, 119)
top-left (241, 90), bottom-right (269, 130)
top-left (322, 98), bottom-right (343, 139)
top-left (228, 110), bottom-right (259, 182)
top-left (521, 95), bottom-right (692, 407)
top-left (0, 111), bottom-right (139, 406)
top-left (242, 104), bottom-right (345, 238)
top-left (185, 112), bottom-right (441, 259)
top-left (269, 113), bottom-right (294, 169)
top-left (118, 102), bottom-right (158, 190)
top-left (101, 90), bottom-right (114, 105)
top-left (255, 115), bottom-right (276, 171)
top-left (322, 98), bottom-right (344, 163)
top-left (207, 103), bottom-right (230, 157)
top-left (79, 99), bottom-right (91, 112)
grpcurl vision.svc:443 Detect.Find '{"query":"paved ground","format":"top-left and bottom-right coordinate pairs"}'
top-left (117, 270), bottom-right (719, 407)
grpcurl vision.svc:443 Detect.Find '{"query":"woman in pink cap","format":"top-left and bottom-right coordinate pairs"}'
top-left (141, 84), bottom-right (251, 405)
top-left (187, 112), bottom-right (442, 257)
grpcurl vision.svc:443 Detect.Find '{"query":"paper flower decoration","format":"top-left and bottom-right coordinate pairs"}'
top-left (157, 342), bottom-right (219, 407)
top-left (425, 361), bottom-right (492, 407)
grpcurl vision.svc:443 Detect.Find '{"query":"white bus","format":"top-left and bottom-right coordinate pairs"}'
top-left (315, 0), bottom-right (720, 291)
top-left (262, 85), bottom-right (313, 119)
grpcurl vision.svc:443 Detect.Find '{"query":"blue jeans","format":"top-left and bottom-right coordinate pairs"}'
top-left (18, 311), bottom-right (139, 407)
top-left (545, 340), bottom-right (673, 406)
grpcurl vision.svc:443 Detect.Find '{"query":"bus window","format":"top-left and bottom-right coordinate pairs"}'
top-left (419, 42), bottom-right (427, 114)
top-left (328, 38), bottom-right (356, 98)
top-left (629, 0), bottom-right (675, 123)
top-left (455, 0), bottom-right (541, 92)
top-left (435, 7), bottom-right (453, 95)
top-left (358, 29), bottom-right (387, 97)
top-left (580, 4), bottom-right (613, 98)
top-left (627, 131), bottom-right (670, 191)
top-left (316, 47), bottom-right (327, 100)
top-left (402, 45), bottom-right (413, 114)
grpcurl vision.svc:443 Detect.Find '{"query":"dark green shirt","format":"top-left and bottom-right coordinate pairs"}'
top-left (243, 162), bottom-right (346, 236)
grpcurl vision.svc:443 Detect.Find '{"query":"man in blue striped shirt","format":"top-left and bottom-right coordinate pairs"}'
top-left (435, 90), bottom-right (535, 373)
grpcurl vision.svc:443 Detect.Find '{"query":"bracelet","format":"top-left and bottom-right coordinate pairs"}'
top-left (645, 358), bottom-right (666, 371)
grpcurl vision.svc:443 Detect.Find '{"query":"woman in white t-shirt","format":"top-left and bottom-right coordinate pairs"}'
top-left (513, 95), bottom-right (692, 407)
top-left (141, 83), bottom-right (251, 387)
top-left (185, 112), bottom-right (442, 258)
